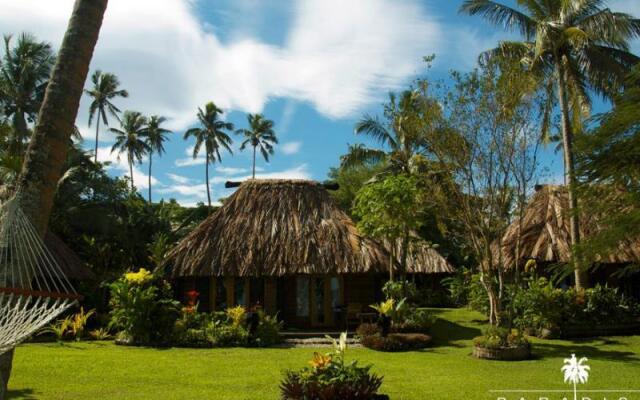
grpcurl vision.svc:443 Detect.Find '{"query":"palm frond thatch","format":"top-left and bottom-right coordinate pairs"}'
top-left (384, 237), bottom-right (455, 274)
top-left (161, 179), bottom-right (393, 277)
top-left (495, 185), bottom-right (640, 268)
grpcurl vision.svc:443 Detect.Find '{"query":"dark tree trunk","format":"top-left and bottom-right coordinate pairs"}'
top-left (94, 116), bottom-right (100, 163)
top-left (4, 1), bottom-right (108, 396)
top-left (128, 154), bottom-right (134, 192)
top-left (205, 152), bottom-right (211, 211)
top-left (555, 58), bottom-right (588, 290)
top-left (252, 145), bottom-right (256, 179)
top-left (148, 153), bottom-right (152, 203)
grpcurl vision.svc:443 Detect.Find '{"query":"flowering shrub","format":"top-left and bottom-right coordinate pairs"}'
top-left (473, 326), bottom-right (529, 350)
top-left (280, 333), bottom-right (386, 400)
top-left (108, 271), bottom-right (181, 346)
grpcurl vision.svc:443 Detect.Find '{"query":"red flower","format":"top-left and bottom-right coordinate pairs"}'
top-left (186, 290), bottom-right (199, 306)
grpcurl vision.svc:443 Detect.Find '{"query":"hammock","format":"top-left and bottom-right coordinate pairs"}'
top-left (0, 196), bottom-right (79, 356)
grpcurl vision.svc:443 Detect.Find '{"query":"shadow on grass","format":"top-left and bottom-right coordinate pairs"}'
top-left (533, 341), bottom-right (640, 363)
top-left (430, 318), bottom-right (482, 348)
top-left (7, 388), bottom-right (38, 399)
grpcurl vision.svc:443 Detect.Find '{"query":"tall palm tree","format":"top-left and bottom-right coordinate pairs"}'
top-left (236, 113), bottom-right (278, 179)
top-left (84, 70), bottom-right (128, 163)
top-left (110, 111), bottom-right (149, 192)
top-left (0, 33), bottom-right (54, 154)
top-left (8, 0), bottom-right (109, 395)
top-left (143, 115), bottom-right (171, 203)
top-left (460, 0), bottom-right (640, 289)
top-left (341, 90), bottom-right (434, 175)
top-left (183, 102), bottom-right (234, 209)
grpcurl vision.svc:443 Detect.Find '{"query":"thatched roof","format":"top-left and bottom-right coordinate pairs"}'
top-left (496, 185), bottom-right (640, 268)
top-left (45, 232), bottom-right (95, 280)
top-left (162, 179), bottom-right (393, 278)
top-left (384, 237), bottom-right (455, 274)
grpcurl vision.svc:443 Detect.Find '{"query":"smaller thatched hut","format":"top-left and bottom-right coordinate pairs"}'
top-left (495, 185), bottom-right (640, 290)
top-left (162, 179), bottom-right (453, 328)
top-left (45, 232), bottom-right (95, 281)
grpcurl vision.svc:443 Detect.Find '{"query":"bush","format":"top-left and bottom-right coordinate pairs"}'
top-left (382, 280), bottom-right (417, 304)
top-left (356, 323), bottom-right (381, 338)
top-left (442, 267), bottom-right (473, 306)
top-left (507, 277), bottom-right (640, 337)
top-left (281, 333), bottom-right (385, 400)
top-left (393, 309), bottom-right (435, 333)
top-left (360, 332), bottom-right (431, 352)
top-left (108, 268), bottom-right (181, 346)
top-left (473, 326), bottom-right (529, 350)
top-left (252, 312), bottom-right (283, 347)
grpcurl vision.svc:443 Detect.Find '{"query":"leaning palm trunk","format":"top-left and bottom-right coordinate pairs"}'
top-left (0, 1), bottom-right (108, 396)
top-left (555, 58), bottom-right (588, 290)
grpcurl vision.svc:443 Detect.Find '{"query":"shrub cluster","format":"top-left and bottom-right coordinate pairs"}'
top-left (281, 333), bottom-right (387, 400)
top-left (472, 326), bottom-right (529, 350)
top-left (356, 323), bottom-right (432, 352)
top-left (507, 277), bottom-right (640, 336)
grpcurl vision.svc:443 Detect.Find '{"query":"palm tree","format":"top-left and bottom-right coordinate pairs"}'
top-left (8, 0), bottom-right (109, 394)
top-left (236, 113), bottom-right (278, 178)
top-left (84, 70), bottom-right (128, 163)
top-left (109, 111), bottom-right (150, 192)
top-left (460, 0), bottom-right (640, 289)
top-left (183, 102), bottom-right (234, 209)
top-left (143, 115), bottom-right (171, 203)
top-left (340, 90), bottom-right (435, 176)
top-left (0, 33), bottom-right (54, 154)
top-left (562, 354), bottom-right (590, 400)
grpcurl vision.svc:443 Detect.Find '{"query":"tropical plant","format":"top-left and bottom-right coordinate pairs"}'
top-left (89, 328), bottom-right (111, 341)
top-left (110, 110), bottom-right (150, 192)
top-left (84, 70), bottom-right (129, 163)
top-left (226, 305), bottom-right (246, 328)
top-left (40, 316), bottom-right (72, 342)
top-left (142, 115), bottom-right (171, 202)
top-left (562, 354), bottom-right (590, 400)
top-left (280, 331), bottom-right (384, 399)
top-left (70, 307), bottom-right (96, 341)
top-left (183, 102), bottom-right (234, 209)
top-left (0, 33), bottom-right (54, 154)
top-left (460, 0), bottom-right (640, 289)
top-left (236, 113), bottom-right (278, 179)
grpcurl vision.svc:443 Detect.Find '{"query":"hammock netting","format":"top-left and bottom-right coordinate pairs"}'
top-left (0, 197), bottom-right (79, 356)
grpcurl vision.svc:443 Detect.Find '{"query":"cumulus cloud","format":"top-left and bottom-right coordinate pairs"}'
top-left (280, 141), bottom-right (302, 155)
top-left (0, 0), bottom-right (442, 136)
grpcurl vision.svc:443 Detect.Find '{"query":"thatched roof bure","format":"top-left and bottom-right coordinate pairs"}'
top-left (496, 185), bottom-right (640, 268)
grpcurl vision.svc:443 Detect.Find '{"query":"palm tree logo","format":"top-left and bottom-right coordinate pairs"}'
top-left (561, 354), bottom-right (590, 400)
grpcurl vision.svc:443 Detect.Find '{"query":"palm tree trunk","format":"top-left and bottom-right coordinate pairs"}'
top-left (128, 154), bottom-right (134, 192)
top-left (11, 112), bottom-right (29, 154)
top-left (94, 116), bottom-right (100, 163)
top-left (389, 243), bottom-right (395, 281)
top-left (148, 153), bottom-right (152, 203)
top-left (6, 0), bottom-right (108, 397)
top-left (555, 58), bottom-right (588, 290)
top-left (252, 145), bottom-right (256, 179)
top-left (205, 152), bottom-right (211, 210)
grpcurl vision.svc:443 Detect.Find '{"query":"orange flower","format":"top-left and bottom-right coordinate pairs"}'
top-left (308, 352), bottom-right (332, 369)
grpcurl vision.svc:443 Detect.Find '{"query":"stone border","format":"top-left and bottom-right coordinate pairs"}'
top-left (473, 344), bottom-right (531, 361)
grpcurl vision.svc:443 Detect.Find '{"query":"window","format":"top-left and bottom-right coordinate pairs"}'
top-left (215, 278), bottom-right (227, 310)
top-left (234, 278), bottom-right (246, 306)
top-left (296, 276), bottom-right (309, 317)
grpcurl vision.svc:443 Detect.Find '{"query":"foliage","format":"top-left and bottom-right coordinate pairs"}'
top-left (381, 280), bottom-right (417, 304)
top-left (70, 307), bottom-right (96, 341)
top-left (226, 305), bottom-right (246, 328)
top-left (473, 326), bottom-right (529, 350)
top-left (40, 316), bottom-right (73, 342)
top-left (109, 110), bottom-right (150, 191)
top-left (393, 309), bottom-right (436, 334)
top-left (369, 298), bottom-right (407, 323)
top-left (253, 312), bottom-right (283, 347)
top-left (89, 328), bottom-right (111, 341)
top-left (236, 113), bottom-right (278, 178)
top-left (108, 270), bottom-right (181, 346)
top-left (124, 268), bottom-right (153, 285)
top-left (281, 332), bottom-right (384, 400)
top-left (326, 162), bottom-right (385, 216)
top-left (507, 277), bottom-right (640, 337)
top-left (359, 332), bottom-right (431, 352)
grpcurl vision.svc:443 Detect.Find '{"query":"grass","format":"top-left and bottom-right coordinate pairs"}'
top-left (8, 308), bottom-right (640, 399)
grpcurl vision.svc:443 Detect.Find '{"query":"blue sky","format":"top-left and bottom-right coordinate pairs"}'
top-left (1, 0), bottom-right (638, 206)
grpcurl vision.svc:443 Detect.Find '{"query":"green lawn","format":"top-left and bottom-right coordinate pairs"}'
top-left (8, 308), bottom-right (640, 399)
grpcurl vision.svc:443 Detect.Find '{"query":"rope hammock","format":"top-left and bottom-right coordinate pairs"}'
top-left (0, 196), bottom-right (79, 356)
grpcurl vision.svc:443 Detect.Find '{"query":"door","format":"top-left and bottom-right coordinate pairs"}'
top-left (293, 275), bottom-right (342, 327)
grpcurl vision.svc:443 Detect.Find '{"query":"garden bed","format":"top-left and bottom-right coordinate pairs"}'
top-left (472, 343), bottom-right (531, 361)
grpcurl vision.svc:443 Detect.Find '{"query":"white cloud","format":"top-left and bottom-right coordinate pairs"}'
top-left (0, 0), bottom-right (442, 133)
top-left (166, 173), bottom-right (194, 184)
top-left (280, 141), bottom-right (302, 155)
top-left (175, 157), bottom-right (205, 167)
top-left (215, 166), bottom-right (249, 175)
